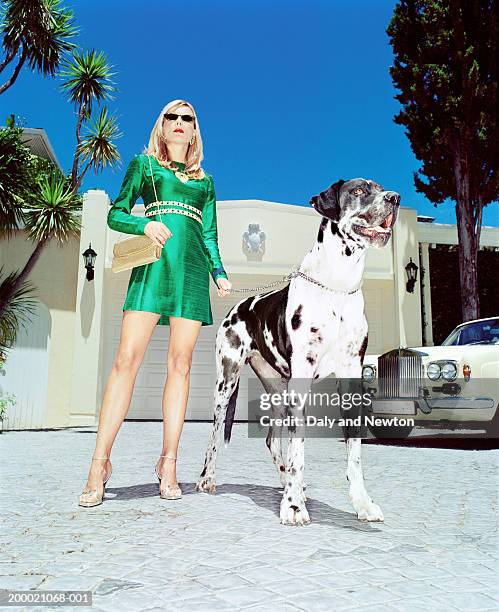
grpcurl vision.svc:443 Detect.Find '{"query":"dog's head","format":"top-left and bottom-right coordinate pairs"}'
top-left (309, 178), bottom-right (400, 248)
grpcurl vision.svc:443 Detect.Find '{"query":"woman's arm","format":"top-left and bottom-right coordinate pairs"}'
top-left (107, 155), bottom-right (150, 235)
top-left (202, 175), bottom-right (229, 283)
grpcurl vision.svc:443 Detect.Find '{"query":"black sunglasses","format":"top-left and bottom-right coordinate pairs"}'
top-left (164, 112), bottom-right (194, 122)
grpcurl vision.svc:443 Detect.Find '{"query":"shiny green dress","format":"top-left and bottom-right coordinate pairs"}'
top-left (107, 153), bottom-right (228, 326)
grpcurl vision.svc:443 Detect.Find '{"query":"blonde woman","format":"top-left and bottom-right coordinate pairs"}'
top-left (78, 99), bottom-right (232, 506)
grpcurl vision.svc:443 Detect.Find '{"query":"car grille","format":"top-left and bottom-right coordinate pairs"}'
top-left (377, 348), bottom-right (424, 398)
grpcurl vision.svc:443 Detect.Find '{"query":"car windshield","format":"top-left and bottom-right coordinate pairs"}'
top-left (442, 319), bottom-right (499, 346)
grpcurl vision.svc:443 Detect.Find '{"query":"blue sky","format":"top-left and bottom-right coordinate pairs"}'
top-left (2, 0), bottom-right (497, 226)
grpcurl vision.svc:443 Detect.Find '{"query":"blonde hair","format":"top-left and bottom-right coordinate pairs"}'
top-left (143, 99), bottom-right (205, 180)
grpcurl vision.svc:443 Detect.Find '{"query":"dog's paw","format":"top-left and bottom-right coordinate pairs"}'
top-left (280, 497), bottom-right (311, 526)
top-left (195, 477), bottom-right (217, 494)
top-left (354, 498), bottom-right (384, 522)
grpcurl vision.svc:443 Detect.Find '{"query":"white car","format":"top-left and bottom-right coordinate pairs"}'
top-left (362, 316), bottom-right (499, 438)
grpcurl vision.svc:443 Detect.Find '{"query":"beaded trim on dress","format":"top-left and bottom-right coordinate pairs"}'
top-left (144, 200), bottom-right (202, 217)
top-left (145, 206), bottom-right (203, 225)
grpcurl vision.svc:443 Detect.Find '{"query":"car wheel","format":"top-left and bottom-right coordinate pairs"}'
top-left (367, 420), bottom-right (414, 440)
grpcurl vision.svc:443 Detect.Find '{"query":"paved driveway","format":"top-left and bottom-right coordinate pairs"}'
top-left (0, 422), bottom-right (497, 611)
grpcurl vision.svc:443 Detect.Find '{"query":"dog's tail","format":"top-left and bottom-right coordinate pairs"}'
top-left (224, 379), bottom-right (240, 445)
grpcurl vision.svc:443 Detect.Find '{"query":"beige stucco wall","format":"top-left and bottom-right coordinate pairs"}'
top-left (69, 190), bottom-right (109, 427)
top-left (197, 199), bottom-right (395, 280)
top-left (0, 229), bottom-right (79, 427)
top-left (363, 278), bottom-right (399, 353)
top-left (392, 207), bottom-right (423, 348)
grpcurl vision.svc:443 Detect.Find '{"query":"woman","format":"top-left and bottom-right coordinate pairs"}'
top-left (79, 99), bottom-right (232, 506)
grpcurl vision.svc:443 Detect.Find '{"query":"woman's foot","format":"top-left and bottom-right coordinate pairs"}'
top-left (78, 456), bottom-right (112, 507)
top-left (155, 455), bottom-right (182, 499)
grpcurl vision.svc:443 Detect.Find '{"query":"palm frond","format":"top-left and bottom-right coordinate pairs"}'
top-left (0, 264), bottom-right (39, 353)
top-left (22, 170), bottom-right (82, 242)
top-left (76, 106), bottom-right (122, 173)
top-left (1, 0), bottom-right (80, 77)
top-left (59, 48), bottom-right (117, 115)
top-left (0, 125), bottom-right (32, 234)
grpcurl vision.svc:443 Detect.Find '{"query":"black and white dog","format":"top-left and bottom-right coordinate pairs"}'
top-left (195, 178), bottom-right (400, 525)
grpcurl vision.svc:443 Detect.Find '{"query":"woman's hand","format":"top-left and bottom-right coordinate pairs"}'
top-left (216, 277), bottom-right (232, 297)
top-left (144, 221), bottom-right (173, 247)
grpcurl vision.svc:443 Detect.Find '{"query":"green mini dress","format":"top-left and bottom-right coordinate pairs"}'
top-left (107, 153), bottom-right (229, 326)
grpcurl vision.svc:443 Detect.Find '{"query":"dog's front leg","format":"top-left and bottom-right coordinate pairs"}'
top-left (336, 360), bottom-right (384, 522)
top-left (280, 376), bottom-right (311, 526)
top-left (345, 438), bottom-right (383, 522)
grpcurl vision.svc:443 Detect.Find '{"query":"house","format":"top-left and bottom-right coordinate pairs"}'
top-left (1, 129), bottom-right (498, 429)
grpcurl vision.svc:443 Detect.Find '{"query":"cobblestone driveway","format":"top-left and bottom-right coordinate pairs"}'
top-left (1, 422), bottom-right (497, 611)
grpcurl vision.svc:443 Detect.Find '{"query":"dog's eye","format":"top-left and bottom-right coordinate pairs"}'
top-left (353, 187), bottom-right (365, 196)
top-left (374, 184), bottom-right (383, 191)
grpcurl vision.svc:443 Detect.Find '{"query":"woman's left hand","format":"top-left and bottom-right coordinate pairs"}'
top-left (216, 277), bottom-right (232, 297)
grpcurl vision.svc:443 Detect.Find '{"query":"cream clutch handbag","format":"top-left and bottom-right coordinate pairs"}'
top-left (111, 154), bottom-right (164, 273)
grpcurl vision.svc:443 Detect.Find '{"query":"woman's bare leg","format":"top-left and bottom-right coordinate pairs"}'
top-left (82, 310), bottom-right (160, 495)
top-left (156, 316), bottom-right (202, 490)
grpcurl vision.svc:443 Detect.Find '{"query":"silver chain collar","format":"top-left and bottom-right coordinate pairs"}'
top-left (227, 264), bottom-right (362, 295)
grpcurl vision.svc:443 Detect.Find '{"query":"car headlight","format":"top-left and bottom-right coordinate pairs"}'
top-left (427, 362), bottom-right (441, 380)
top-left (441, 361), bottom-right (457, 381)
top-left (362, 365), bottom-right (376, 382)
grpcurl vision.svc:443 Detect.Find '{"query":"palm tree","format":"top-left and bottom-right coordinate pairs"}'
top-left (0, 10), bottom-right (123, 344)
top-left (0, 124), bottom-right (39, 351)
top-left (73, 106), bottom-right (123, 192)
top-left (0, 126), bottom-right (82, 322)
top-left (0, 0), bottom-right (79, 95)
top-left (59, 49), bottom-right (119, 187)
top-left (0, 48), bottom-right (123, 333)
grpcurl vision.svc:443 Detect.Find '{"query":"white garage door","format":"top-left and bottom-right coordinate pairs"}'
top-left (1, 300), bottom-right (51, 430)
top-left (363, 286), bottom-right (384, 354)
top-left (102, 275), bottom-right (385, 421)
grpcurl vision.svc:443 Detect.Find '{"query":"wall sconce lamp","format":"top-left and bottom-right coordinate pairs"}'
top-left (405, 257), bottom-right (418, 293)
top-left (82, 243), bottom-right (97, 281)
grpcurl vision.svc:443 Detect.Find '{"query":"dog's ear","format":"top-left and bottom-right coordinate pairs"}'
top-left (309, 180), bottom-right (345, 221)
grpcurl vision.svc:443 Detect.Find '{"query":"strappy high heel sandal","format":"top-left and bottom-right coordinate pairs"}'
top-left (155, 455), bottom-right (182, 500)
top-left (78, 456), bottom-right (112, 507)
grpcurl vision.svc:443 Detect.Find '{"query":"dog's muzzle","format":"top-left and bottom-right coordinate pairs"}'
top-left (351, 192), bottom-right (400, 242)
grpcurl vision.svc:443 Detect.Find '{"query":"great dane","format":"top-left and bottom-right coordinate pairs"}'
top-left (195, 178), bottom-right (400, 525)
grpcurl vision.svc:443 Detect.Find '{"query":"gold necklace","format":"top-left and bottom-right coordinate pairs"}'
top-left (172, 162), bottom-right (189, 183)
